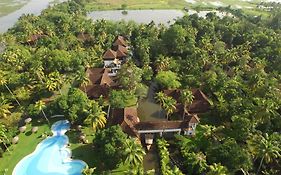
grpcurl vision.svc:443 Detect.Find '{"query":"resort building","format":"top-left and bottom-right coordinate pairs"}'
top-left (79, 68), bottom-right (117, 99)
top-left (163, 89), bottom-right (211, 115)
top-left (102, 35), bottom-right (129, 76)
top-left (113, 35), bottom-right (128, 47)
top-left (108, 106), bottom-right (200, 147)
top-left (109, 107), bottom-right (140, 137)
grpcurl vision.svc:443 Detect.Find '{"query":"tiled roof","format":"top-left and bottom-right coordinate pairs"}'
top-left (103, 49), bottom-right (117, 60)
top-left (110, 107), bottom-right (140, 137)
top-left (163, 89), bottom-right (211, 114)
top-left (113, 36), bottom-right (127, 47)
top-left (184, 114), bottom-right (200, 123)
top-left (80, 68), bottom-right (116, 98)
top-left (113, 45), bottom-right (128, 58)
top-left (110, 107), bottom-right (199, 136)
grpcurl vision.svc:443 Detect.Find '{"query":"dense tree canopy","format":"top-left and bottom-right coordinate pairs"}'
top-left (0, 0), bottom-right (280, 174)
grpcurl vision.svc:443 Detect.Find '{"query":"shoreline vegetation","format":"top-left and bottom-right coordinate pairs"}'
top-left (0, 0), bottom-right (280, 175)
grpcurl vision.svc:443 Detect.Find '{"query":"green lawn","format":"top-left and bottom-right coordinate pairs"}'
top-left (86, 0), bottom-right (188, 10)
top-left (67, 127), bottom-right (97, 168)
top-left (0, 119), bottom-right (50, 175)
top-left (0, 119), bottom-right (97, 175)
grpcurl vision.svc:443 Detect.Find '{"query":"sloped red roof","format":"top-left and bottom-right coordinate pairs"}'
top-left (80, 68), bottom-right (116, 98)
top-left (189, 89), bottom-right (211, 113)
top-left (163, 89), bottom-right (211, 114)
top-left (113, 36), bottom-right (127, 47)
top-left (110, 107), bottom-right (140, 137)
top-left (112, 45), bottom-right (128, 58)
top-left (103, 49), bottom-right (117, 60)
top-left (184, 114), bottom-right (200, 123)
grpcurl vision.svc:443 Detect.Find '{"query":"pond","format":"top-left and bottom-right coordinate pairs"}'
top-left (88, 10), bottom-right (185, 26)
top-left (0, 0), bottom-right (65, 33)
top-left (88, 9), bottom-right (229, 25)
top-left (138, 82), bottom-right (166, 122)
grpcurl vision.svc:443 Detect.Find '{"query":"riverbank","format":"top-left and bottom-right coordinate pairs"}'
top-left (0, 0), bottom-right (30, 17)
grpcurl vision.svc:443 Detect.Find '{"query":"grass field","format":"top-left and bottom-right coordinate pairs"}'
top-left (86, 0), bottom-right (189, 10)
top-left (0, 0), bottom-right (30, 17)
top-left (0, 119), bottom-right (50, 175)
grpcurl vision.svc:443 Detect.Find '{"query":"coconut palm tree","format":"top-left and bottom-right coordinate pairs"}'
top-left (35, 100), bottom-right (50, 124)
top-left (45, 71), bottom-right (63, 94)
top-left (124, 138), bottom-right (146, 168)
top-left (0, 71), bottom-right (21, 106)
top-left (84, 101), bottom-right (106, 131)
top-left (207, 163), bottom-right (228, 175)
top-left (0, 100), bottom-right (13, 119)
top-left (248, 133), bottom-right (281, 174)
top-left (186, 152), bottom-right (208, 174)
top-left (75, 69), bottom-right (90, 93)
top-left (162, 96), bottom-right (176, 120)
top-left (155, 91), bottom-right (166, 117)
top-left (0, 123), bottom-right (10, 152)
top-left (155, 55), bottom-right (171, 72)
top-left (155, 92), bottom-right (166, 106)
top-left (82, 165), bottom-right (95, 175)
top-left (180, 89), bottom-right (194, 119)
top-left (81, 75), bottom-right (90, 93)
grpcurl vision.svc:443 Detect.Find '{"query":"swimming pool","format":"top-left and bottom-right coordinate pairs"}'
top-left (12, 120), bottom-right (87, 175)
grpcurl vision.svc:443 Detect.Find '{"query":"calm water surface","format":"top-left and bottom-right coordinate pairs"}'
top-left (0, 1), bottom-right (228, 33)
top-left (88, 10), bottom-right (228, 25)
top-left (88, 10), bottom-right (185, 25)
top-left (0, 0), bottom-right (65, 33)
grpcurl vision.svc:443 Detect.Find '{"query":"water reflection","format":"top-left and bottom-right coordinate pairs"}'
top-left (0, 0), bottom-right (66, 33)
top-left (88, 10), bottom-right (229, 25)
top-left (88, 10), bottom-right (185, 26)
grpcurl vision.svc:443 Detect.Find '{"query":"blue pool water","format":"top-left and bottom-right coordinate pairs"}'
top-left (13, 120), bottom-right (87, 175)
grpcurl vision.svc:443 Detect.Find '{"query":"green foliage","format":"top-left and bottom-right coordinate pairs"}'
top-left (162, 24), bottom-right (196, 54)
top-left (92, 125), bottom-right (144, 171)
top-left (207, 138), bottom-right (252, 171)
top-left (135, 83), bottom-right (148, 100)
top-left (83, 101), bottom-right (106, 131)
top-left (247, 133), bottom-right (281, 174)
top-left (157, 138), bottom-right (184, 175)
top-left (155, 71), bottom-right (181, 89)
top-left (116, 61), bottom-right (143, 92)
top-left (109, 90), bottom-right (137, 108)
top-left (49, 88), bottom-right (89, 123)
top-left (93, 125), bottom-right (127, 169)
top-left (0, 1), bottom-right (281, 174)
top-left (206, 163), bottom-right (228, 175)
top-left (142, 65), bottom-right (153, 82)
